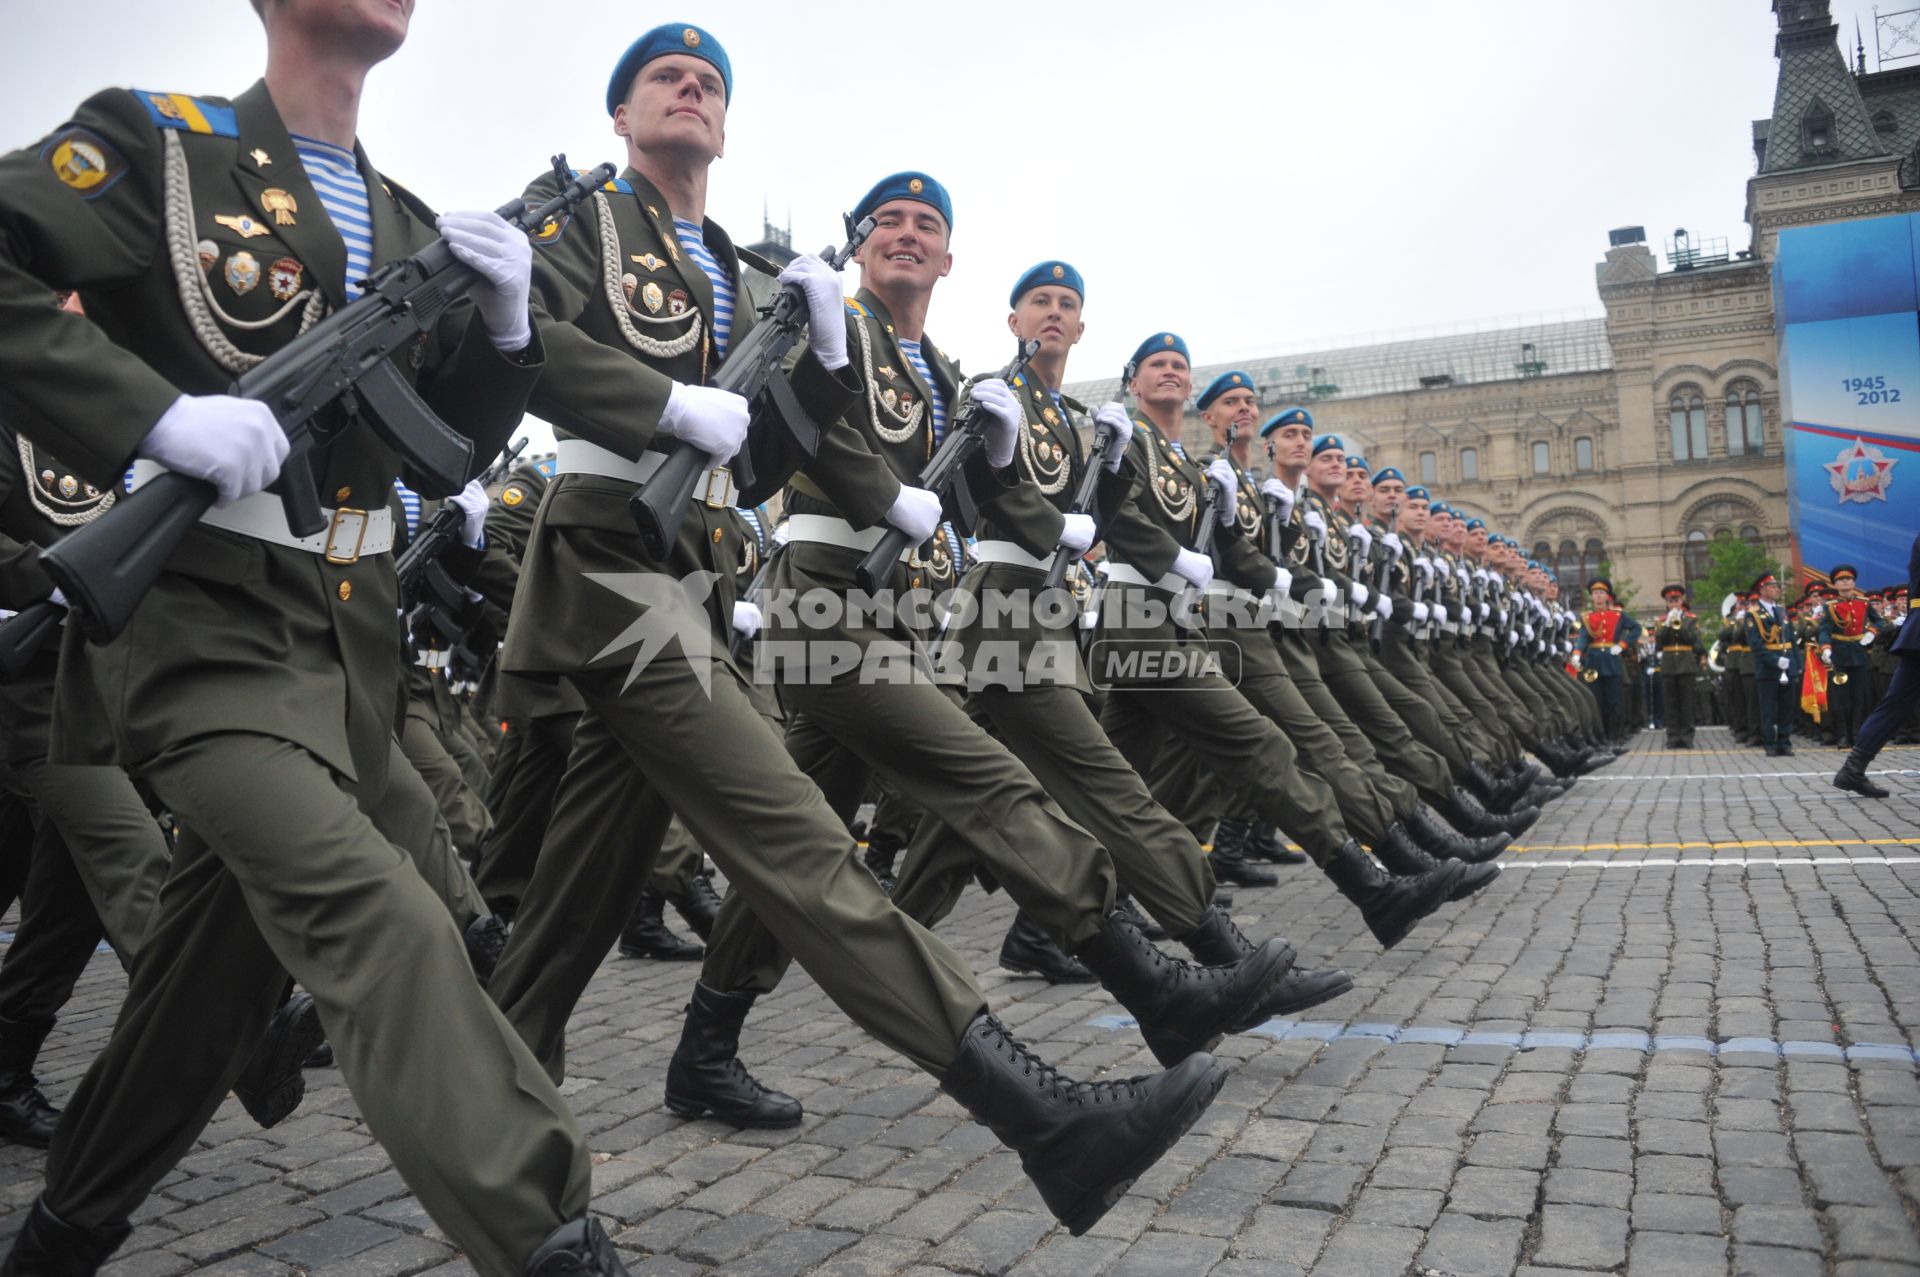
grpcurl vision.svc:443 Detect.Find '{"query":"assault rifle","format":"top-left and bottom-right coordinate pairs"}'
top-left (1368, 503), bottom-right (1398, 655)
top-left (1040, 411), bottom-right (1121, 594)
top-left (395, 435), bottom-right (528, 603)
top-left (629, 214), bottom-right (876, 560)
top-left (1306, 501), bottom-right (1333, 648)
top-left (1174, 424), bottom-right (1235, 640)
top-left (39, 156), bottom-right (615, 645)
top-left (854, 340), bottom-right (1040, 593)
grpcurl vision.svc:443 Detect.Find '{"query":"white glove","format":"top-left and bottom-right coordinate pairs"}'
top-left (1351, 582), bottom-right (1371, 608)
top-left (771, 522), bottom-right (791, 547)
top-left (731, 600), bottom-right (762, 638)
top-left (1172, 548), bottom-right (1214, 590)
top-left (450, 479), bottom-right (488, 548)
top-left (1094, 403), bottom-right (1131, 472)
top-left (1478, 602), bottom-right (1491, 621)
top-left (138, 394), bottom-right (288, 505)
top-left (1821, 645), bottom-right (1833, 665)
top-left (1412, 601), bottom-right (1430, 623)
top-left (1456, 604), bottom-right (1472, 625)
top-left (885, 485), bottom-right (942, 542)
top-left (1777, 655), bottom-right (1791, 670)
top-left (1348, 522), bottom-right (1373, 554)
top-left (1862, 630), bottom-right (1876, 648)
top-left (1523, 623), bottom-right (1535, 640)
top-left (1381, 532), bottom-right (1403, 556)
top-left (1319, 578), bottom-right (1338, 609)
top-left (437, 211), bottom-right (533, 351)
top-left (970, 378), bottom-right (1022, 469)
top-left (1259, 478), bottom-right (1295, 522)
top-left (1375, 595), bottom-right (1392, 621)
top-left (1667, 607), bottom-right (1682, 623)
top-left (1272, 566), bottom-right (1293, 599)
top-left (1303, 509), bottom-right (1327, 538)
top-left (1057, 512), bottom-right (1095, 554)
top-left (1203, 459), bottom-right (1236, 525)
top-left (1472, 568), bottom-right (1490, 586)
top-left (777, 254), bottom-right (848, 371)
top-left (660, 382), bottom-right (750, 464)
top-left (46, 586), bottom-right (66, 609)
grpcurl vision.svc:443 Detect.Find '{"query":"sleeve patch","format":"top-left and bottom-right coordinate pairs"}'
top-left (40, 128), bottom-right (127, 200)
top-left (500, 485), bottom-right (527, 507)
top-left (532, 210), bottom-right (570, 247)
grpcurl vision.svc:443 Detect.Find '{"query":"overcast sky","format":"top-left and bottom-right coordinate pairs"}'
top-left (1, 1), bottom-right (1890, 389)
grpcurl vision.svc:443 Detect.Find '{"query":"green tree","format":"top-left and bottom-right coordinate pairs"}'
top-left (1694, 537), bottom-right (1782, 644)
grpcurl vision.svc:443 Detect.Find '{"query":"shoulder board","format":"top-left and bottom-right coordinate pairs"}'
top-left (575, 168), bottom-right (632, 195)
top-left (844, 297), bottom-right (870, 319)
top-left (133, 91), bottom-right (238, 138)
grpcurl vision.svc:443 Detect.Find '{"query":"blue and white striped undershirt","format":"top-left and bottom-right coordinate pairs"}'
top-left (898, 340), bottom-right (947, 444)
top-left (672, 219), bottom-right (734, 361)
top-left (292, 134), bottom-right (373, 301)
top-left (393, 479), bottom-right (422, 538)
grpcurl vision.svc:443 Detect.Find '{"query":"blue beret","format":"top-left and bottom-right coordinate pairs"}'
top-left (1311, 434), bottom-right (1346, 457)
top-left (1428, 500), bottom-right (1448, 514)
top-left (1196, 370), bottom-right (1254, 411)
top-left (1127, 332), bottom-right (1189, 371)
top-left (1260, 407), bottom-right (1314, 437)
top-left (607, 23), bottom-right (731, 116)
top-left (853, 172), bottom-right (952, 232)
top-left (1009, 260), bottom-right (1082, 308)
top-left (1404, 484), bottom-right (1429, 501)
top-left (1464, 517), bottom-right (1486, 531)
top-left (1345, 454), bottom-right (1370, 472)
top-left (1370, 466), bottom-right (1406, 486)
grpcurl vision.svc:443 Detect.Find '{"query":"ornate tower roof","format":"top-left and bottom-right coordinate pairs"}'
top-left (1758, 1), bottom-right (1888, 172)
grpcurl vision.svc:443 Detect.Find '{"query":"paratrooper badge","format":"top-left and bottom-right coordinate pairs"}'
top-left (196, 240), bottom-right (218, 272)
top-left (642, 281), bottom-right (665, 314)
top-left (630, 252), bottom-right (666, 272)
top-left (224, 250), bottom-right (261, 296)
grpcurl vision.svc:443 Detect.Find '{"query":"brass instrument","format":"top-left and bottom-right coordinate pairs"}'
top-left (1582, 667), bottom-right (1600, 683)
top-left (1833, 671), bottom-right (1850, 686)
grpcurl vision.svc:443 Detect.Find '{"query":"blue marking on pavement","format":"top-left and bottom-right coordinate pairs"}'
top-left (1088, 1015), bottom-right (1920, 1066)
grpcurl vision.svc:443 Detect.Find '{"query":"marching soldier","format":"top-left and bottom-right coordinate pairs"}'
top-left (1574, 579), bottom-right (1639, 743)
top-left (0, 0), bottom-right (631, 1268)
top-left (1655, 585), bottom-right (1706, 748)
top-left (1818, 564), bottom-right (1884, 748)
top-left (1743, 572), bottom-right (1801, 757)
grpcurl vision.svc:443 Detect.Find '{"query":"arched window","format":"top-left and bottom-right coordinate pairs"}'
top-left (1574, 437), bottom-right (1594, 471)
top-left (1726, 383), bottom-right (1764, 455)
top-left (1875, 109), bottom-right (1897, 136)
top-left (1740, 524), bottom-right (1761, 545)
top-left (1669, 389), bottom-right (1707, 461)
top-left (1532, 441), bottom-right (1551, 474)
top-left (1460, 447), bottom-right (1478, 481)
top-left (1803, 101), bottom-right (1835, 155)
top-left (1556, 539), bottom-right (1581, 586)
top-left (1419, 451), bottom-right (1436, 484)
top-left (1582, 537), bottom-right (1606, 584)
top-left (1532, 540), bottom-right (1552, 565)
top-left (1685, 529), bottom-right (1710, 580)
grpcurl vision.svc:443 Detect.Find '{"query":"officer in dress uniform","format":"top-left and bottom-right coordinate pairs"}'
top-left (1819, 564), bottom-right (1885, 748)
top-left (1575, 579), bottom-right (1639, 743)
top-left (1655, 584), bottom-right (1706, 748)
top-left (0, 0), bottom-right (628, 1267)
top-left (1743, 572), bottom-right (1801, 757)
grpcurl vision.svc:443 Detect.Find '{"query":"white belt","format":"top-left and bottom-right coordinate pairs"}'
top-left (1098, 561), bottom-right (1188, 594)
top-left (130, 460), bottom-right (393, 561)
top-left (1438, 620), bottom-right (1459, 634)
top-left (785, 514), bottom-right (916, 561)
top-left (971, 540), bottom-right (1056, 573)
top-left (1202, 581), bottom-right (1261, 609)
top-left (415, 649), bottom-right (452, 669)
top-left (554, 439), bottom-right (737, 507)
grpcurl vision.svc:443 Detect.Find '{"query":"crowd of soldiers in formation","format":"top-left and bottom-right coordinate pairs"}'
top-left (0, 7), bottom-right (1899, 1275)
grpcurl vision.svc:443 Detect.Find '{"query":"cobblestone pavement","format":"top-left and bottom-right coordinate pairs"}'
top-left (2, 726), bottom-right (1918, 1276)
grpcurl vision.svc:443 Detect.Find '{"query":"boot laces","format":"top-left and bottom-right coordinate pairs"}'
top-left (977, 1018), bottom-right (1138, 1107)
top-left (1112, 910), bottom-right (1234, 985)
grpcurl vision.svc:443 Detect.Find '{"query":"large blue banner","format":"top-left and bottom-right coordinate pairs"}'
top-left (1773, 215), bottom-right (1920, 589)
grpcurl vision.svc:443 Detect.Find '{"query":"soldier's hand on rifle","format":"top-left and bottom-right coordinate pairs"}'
top-left (450, 480), bottom-right (489, 548)
top-left (970, 378), bottom-right (1022, 468)
top-left (1303, 509), bottom-right (1327, 538)
top-left (1271, 566), bottom-right (1293, 600)
top-left (1093, 404), bottom-right (1131, 472)
top-left (885, 485), bottom-right (942, 542)
top-left (138, 394), bottom-right (288, 505)
top-left (777, 255), bottom-right (850, 371)
top-left (1205, 459), bottom-right (1236, 524)
top-left (1412, 601), bottom-right (1430, 623)
top-left (1381, 532), bottom-right (1403, 555)
top-left (437, 211), bottom-right (533, 352)
top-left (1058, 512), bottom-right (1095, 554)
top-left (1259, 477), bottom-right (1294, 522)
top-left (731, 600), bottom-right (762, 638)
top-left (1375, 595), bottom-right (1392, 621)
top-left (660, 383), bottom-right (750, 465)
top-left (1172, 548), bottom-right (1214, 590)
top-left (1351, 581), bottom-right (1371, 608)
top-left (1348, 521), bottom-right (1372, 554)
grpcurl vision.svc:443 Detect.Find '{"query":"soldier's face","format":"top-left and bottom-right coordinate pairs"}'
top-left (1008, 287), bottom-right (1084, 359)
top-left (1760, 580), bottom-right (1780, 602)
top-left (857, 200), bottom-right (952, 295)
top-left (1307, 448), bottom-right (1345, 494)
top-left (1836, 575), bottom-right (1858, 597)
top-left (276, 0), bottom-right (412, 61)
top-left (618, 55), bottom-right (728, 164)
top-left (1271, 423), bottom-right (1312, 469)
top-left (1468, 528), bottom-right (1488, 555)
top-left (1374, 477), bottom-right (1404, 516)
top-left (1400, 501), bottom-right (1427, 535)
top-left (1342, 468), bottom-right (1369, 505)
top-left (1203, 388), bottom-right (1257, 444)
top-left (1130, 351), bottom-right (1190, 410)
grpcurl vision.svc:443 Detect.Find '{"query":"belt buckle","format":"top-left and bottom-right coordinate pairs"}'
top-left (701, 466), bottom-right (736, 509)
top-left (324, 507), bottom-right (369, 564)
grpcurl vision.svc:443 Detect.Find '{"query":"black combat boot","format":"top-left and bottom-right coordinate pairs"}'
top-left (999, 912), bottom-right (1096, 983)
top-left (464, 914), bottom-right (509, 983)
top-left (526, 1218), bottom-right (632, 1276)
top-left (1243, 821), bottom-right (1308, 866)
top-left (1466, 760), bottom-right (1537, 813)
top-left (862, 832), bottom-right (903, 894)
top-left (664, 983), bottom-right (802, 1129)
top-left (0, 1198), bottom-right (131, 1276)
top-left (1444, 787), bottom-right (1538, 837)
top-left (668, 870), bottom-right (723, 942)
top-left (1834, 749), bottom-right (1891, 798)
top-left (1209, 820), bottom-right (1279, 887)
top-left (1324, 839), bottom-right (1465, 950)
top-left (1377, 825), bottom-right (1501, 902)
top-left (939, 1014), bottom-right (1225, 1236)
top-left (233, 991), bottom-right (326, 1129)
top-left (1071, 909), bottom-right (1293, 1067)
top-left (1211, 885), bottom-right (1235, 908)
top-left (0, 1017), bottom-right (59, 1148)
top-left (619, 889), bottom-right (703, 961)
top-left (1181, 908), bottom-right (1353, 1017)
top-left (1406, 807), bottom-right (1509, 864)
top-left (1115, 892), bottom-right (1167, 940)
